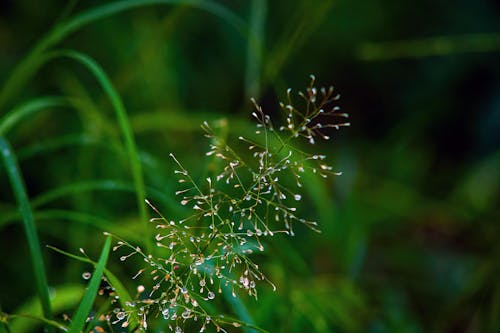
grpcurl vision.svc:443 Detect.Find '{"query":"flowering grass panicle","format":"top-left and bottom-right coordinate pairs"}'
top-left (106, 76), bottom-right (349, 332)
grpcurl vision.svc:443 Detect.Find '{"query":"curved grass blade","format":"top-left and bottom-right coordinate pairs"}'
top-left (0, 137), bottom-right (53, 323)
top-left (0, 0), bottom-right (246, 109)
top-left (0, 96), bottom-right (67, 136)
top-left (52, 50), bottom-right (151, 252)
top-left (68, 235), bottom-right (111, 333)
top-left (48, 243), bottom-right (140, 331)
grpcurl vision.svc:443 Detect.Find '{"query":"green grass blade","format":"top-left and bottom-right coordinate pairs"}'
top-left (49, 242), bottom-right (140, 331)
top-left (245, 0), bottom-right (267, 99)
top-left (53, 50), bottom-right (151, 252)
top-left (68, 235), bottom-right (111, 333)
top-left (0, 0), bottom-right (246, 109)
top-left (0, 96), bottom-right (67, 136)
top-left (0, 137), bottom-right (53, 323)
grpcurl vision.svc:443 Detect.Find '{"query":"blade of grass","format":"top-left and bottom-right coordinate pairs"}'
top-left (0, 137), bottom-right (53, 324)
top-left (46, 246), bottom-right (134, 311)
top-left (52, 50), bottom-right (151, 252)
top-left (244, 0), bottom-right (267, 99)
top-left (0, 0), bottom-right (246, 109)
top-left (49, 241), bottom-right (140, 331)
top-left (68, 235), bottom-right (112, 333)
top-left (0, 96), bottom-right (67, 136)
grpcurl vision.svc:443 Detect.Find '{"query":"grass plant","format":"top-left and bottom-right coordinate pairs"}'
top-left (3, 0), bottom-right (492, 332)
top-left (99, 76), bottom-right (348, 332)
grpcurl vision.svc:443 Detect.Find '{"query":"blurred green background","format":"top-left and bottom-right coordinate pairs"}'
top-left (1, 0), bottom-right (499, 332)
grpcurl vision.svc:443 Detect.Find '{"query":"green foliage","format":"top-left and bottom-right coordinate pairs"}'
top-left (1, 0), bottom-right (499, 332)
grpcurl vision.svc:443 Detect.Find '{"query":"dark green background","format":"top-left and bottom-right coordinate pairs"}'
top-left (1, 1), bottom-right (499, 332)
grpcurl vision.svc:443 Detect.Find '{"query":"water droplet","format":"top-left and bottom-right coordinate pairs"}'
top-left (175, 326), bottom-right (182, 333)
top-left (294, 194), bottom-right (302, 201)
top-left (82, 272), bottom-right (91, 280)
top-left (182, 309), bottom-right (191, 319)
top-left (116, 312), bottom-right (126, 320)
top-left (207, 291), bottom-right (215, 300)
